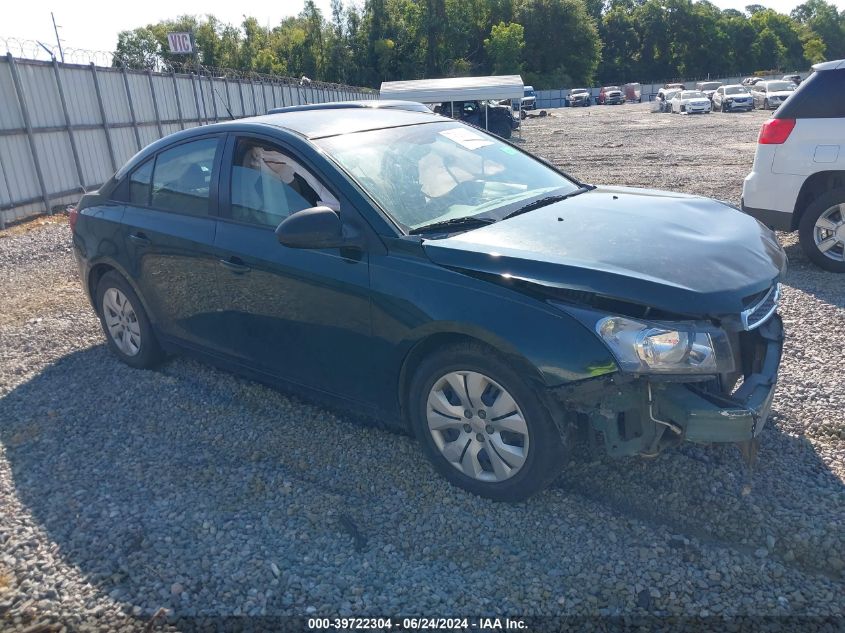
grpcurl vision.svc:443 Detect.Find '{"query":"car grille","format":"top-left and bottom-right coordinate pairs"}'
top-left (741, 284), bottom-right (780, 330)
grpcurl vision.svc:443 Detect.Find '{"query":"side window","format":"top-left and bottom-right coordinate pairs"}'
top-left (229, 138), bottom-right (340, 229)
top-left (151, 137), bottom-right (218, 215)
top-left (129, 159), bottom-right (153, 206)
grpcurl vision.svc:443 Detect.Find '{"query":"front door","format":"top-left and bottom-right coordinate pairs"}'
top-left (213, 135), bottom-right (374, 403)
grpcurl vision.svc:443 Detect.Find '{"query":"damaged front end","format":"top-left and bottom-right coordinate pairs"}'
top-left (550, 298), bottom-right (783, 460)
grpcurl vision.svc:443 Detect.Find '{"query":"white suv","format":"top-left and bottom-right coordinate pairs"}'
top-left (742, 59), bottom-right (845, 271)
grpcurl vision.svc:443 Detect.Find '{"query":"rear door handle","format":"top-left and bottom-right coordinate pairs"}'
top-left (129, 232), bottom-right (151, 245)
top-left (219, 257), bottom-right (251, 274)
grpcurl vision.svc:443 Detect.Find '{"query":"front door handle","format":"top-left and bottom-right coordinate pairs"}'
top-left (219, 257), bottom-right (251, 274)
top-left (129, 232), bottom-right (151, 246)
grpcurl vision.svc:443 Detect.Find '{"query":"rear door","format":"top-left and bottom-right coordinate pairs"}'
top-left (121, 134), bottom-right (228, 352)
top-left (213, 133), bottom-right (374, 402)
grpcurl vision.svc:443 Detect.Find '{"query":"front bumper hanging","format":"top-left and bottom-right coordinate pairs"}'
top-left (653, 315), bottom-right (782, 444)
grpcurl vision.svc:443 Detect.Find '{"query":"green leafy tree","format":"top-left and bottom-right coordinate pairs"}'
top-left (484, 22), bottom-right (525, 74)
top-left (517, 0), bottom-right (602, 87)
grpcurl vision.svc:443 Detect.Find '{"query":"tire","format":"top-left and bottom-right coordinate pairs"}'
top-left (407, 342), bottom-right (567, 501)
top-left (96, 270), bottom-right (164, 368)
top-left (798, 188), bottom-right (845, 272)
top-left (491, 120), bottom-right (512, 139)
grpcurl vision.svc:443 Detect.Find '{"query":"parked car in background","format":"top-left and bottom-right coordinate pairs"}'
top-left (743, 58), bottom-right (845, 272)
top-left (624, 83), bottom-right (642, 103)
top-left (742, 77), bottom-right (763, 86)
top-left (521, 86), bottom-right (537, 110)
top-left (598, 86), bottom-right (625, 105)
top-left (670, 90), bottom-right (712, 114)
top-left (712, 85), bottom-right (754, 112)
top-left (664, 82), bottom-right (686, 91)
top-left (71, 106), bottom-right (786, 501)
top-left (566, 88), bottom-right (592, 107)
top-left (751, 80), bottom-right (797, 110)
top-left (695, 81), bottom-right (723, 100)
top-left (434, 100), bottom-right (519, 139)
top-left (782, 73), bottom-right (803, 85)
top-left (656, 88), bottom-right (680, 112)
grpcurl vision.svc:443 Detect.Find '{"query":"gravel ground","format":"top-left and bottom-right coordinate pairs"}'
top-left (1, 105), bottom-right (843, 632)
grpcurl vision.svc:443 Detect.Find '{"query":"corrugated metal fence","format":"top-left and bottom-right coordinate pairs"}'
top-left (0, 55), bottom-right (376, 227)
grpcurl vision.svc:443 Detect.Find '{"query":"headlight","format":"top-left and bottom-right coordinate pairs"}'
top-left (596, 316), bottom-right (734, 374)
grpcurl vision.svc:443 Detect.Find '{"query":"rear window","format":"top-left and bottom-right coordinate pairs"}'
top-left (777, 69), bottom-right (845, 119)
top-left (151, 137), bottom-right (218, 215)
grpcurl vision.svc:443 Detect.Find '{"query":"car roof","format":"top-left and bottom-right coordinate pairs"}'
top-left (812, 58), bottom-right (845, 71)
top-left (226, 108), bottom-right (441, 141)
top-left (267, 99), bottom-right (429, 114)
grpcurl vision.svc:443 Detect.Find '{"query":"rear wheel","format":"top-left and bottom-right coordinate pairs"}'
top-left (408, 343), bottom-right (566, 501)
top-left (799, 190), bottom-right (845, 272)
top-left (96, 271), bottom-right (164, 368)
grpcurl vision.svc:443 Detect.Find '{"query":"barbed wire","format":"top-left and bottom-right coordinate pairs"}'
top-left (0, 36), bottom-right (376, 93)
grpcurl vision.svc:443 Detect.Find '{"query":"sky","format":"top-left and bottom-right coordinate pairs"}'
top-left (3, 0), bottom-right (843, 59)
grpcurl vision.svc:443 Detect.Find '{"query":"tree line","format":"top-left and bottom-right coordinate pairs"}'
top-left (113, 0), bottom-right (845, 89)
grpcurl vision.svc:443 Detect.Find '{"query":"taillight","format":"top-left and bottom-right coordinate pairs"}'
top-left (758, 118), bottom-right (795, 144)
top-left (68, 206), bottom-right (79, 233)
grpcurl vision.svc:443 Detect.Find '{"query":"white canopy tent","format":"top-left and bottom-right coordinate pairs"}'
top-left (379, 75), bottom-right (525, 103)
top-left (379, 75), bottom-right (524, 138)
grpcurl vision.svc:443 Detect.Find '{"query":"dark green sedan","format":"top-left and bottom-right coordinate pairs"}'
top-left (71, 107), bottom-right (786, 501)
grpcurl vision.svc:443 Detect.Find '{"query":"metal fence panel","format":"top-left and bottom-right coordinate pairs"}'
top-left (34, 131), bottom-right (78, 193)
top-left (18, 62), bottom-right (63, 128)
top-left (0, 55), bottom-right (376, 225)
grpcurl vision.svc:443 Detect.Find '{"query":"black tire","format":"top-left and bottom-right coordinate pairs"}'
top-left (96, 270), bottom-right (165, 368)
top-left (407, 342), bottom-right (567, 501)
top-left (490, 120), bottom-right (512, 139)
top-left (798, 188), bottom-right (845, 272)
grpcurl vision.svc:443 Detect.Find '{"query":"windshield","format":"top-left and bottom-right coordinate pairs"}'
top-left (700, 82), bottom-right (721, 90)
top-left (317, 121), bottom-right (579, 232)
top-left (571, 89), bottom-right (588, 95)
top-left (524, 88), bottom-right (535, 97)
top-left (604, 86), bottom-right (620, 91)
top-left (725, 86), bottom-right (749, 95)
top-left (766, 81), bottom-right (796, 92)
top-left (681, 91), bottom-right (705, 99)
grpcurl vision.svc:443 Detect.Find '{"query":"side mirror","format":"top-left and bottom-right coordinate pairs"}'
top-left (275, 206), bottom-right (351, 249)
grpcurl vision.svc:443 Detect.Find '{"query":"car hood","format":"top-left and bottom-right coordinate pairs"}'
top-left (422, 186), bottom-right (786, 316)
top-left (768, 91), bottom-right (794, 98)
top-left (684, 98), bottom-right (710, 105)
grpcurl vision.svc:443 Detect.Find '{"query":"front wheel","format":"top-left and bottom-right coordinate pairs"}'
top-left (799, 189), bottom-right (845, 272)
top-left (408, 343), bottom-right (566, 501)
top-left (96, 271), bottom-right (164, 368)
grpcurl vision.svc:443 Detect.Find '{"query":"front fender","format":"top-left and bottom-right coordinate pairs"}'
top-left (369, 252), bottom-right (619, 400)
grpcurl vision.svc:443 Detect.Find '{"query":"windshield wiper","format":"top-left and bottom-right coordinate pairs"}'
top-left (409, 215), bottom-right (496, 235)
top-left (501, 186), bottom-right (593, 221)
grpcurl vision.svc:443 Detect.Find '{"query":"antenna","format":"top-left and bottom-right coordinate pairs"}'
top-left (51, 12), bottom-right (64, 63)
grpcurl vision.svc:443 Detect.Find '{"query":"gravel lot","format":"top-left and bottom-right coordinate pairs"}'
top-left (1, 104), bottom-right (843, 632)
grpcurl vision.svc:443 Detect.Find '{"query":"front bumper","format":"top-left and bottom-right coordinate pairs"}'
top-left (552, 315), bottom-right (783, 456)
top-left (653, 315), bottom-right (782, 443)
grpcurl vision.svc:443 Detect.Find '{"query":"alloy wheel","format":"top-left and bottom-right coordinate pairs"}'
top-left (426, 371), bottom-right (529, 483)
top-left (813, 203), bottom-right (845, 263)
top-left (103, 287), bottom-right (142, 356)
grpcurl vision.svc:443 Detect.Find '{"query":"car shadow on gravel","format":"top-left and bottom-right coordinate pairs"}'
top-left (1, 345), bottom-right (844, 623)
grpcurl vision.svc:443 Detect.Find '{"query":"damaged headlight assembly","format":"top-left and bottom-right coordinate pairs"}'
top-left (552, 304), bottom-right (735, 375)
top-left (596, 316), bottom-right (733, 374)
